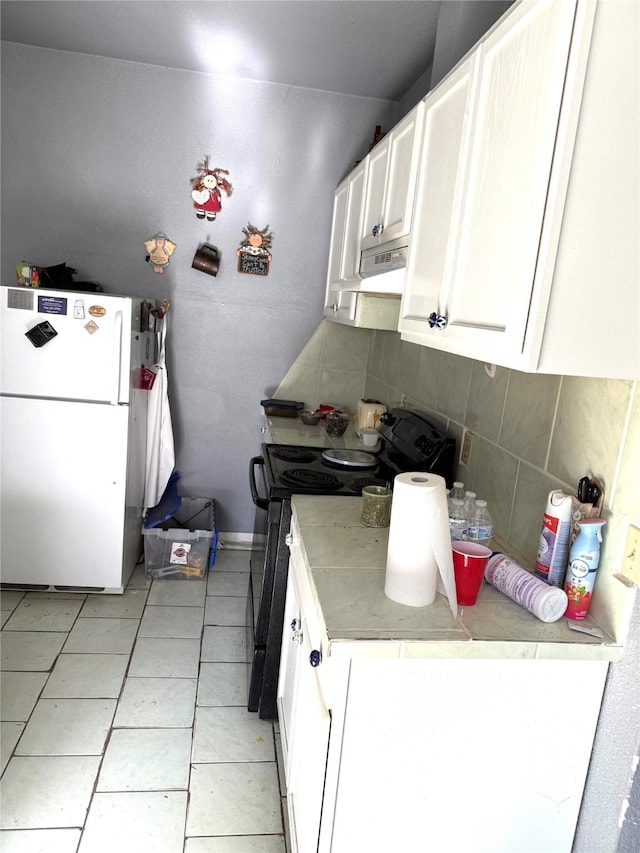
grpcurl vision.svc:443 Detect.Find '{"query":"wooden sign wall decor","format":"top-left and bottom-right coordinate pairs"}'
top-left (236, 223), bottom-right (274, 276)
top-left (189, 157), bottom-right (233, 221)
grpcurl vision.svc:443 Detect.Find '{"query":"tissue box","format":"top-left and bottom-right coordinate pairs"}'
top-left (16, 263), bottom-right (40, 288)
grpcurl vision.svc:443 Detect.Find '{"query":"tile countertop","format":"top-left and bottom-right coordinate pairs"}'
top-left (291, 495), bottom-right (621, 662)
top-left (265, 415), bottom-right (374, 451)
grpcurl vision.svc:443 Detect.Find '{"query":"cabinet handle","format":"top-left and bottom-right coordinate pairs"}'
top-left (309, 649), bottom-right (322, 667)
top-left (290, 619), bottom-right (303, 645)
top-left (371, 223), bottom-right (383, 238)
top-left (428, 312), bottom-right (448, 330)
top-left (332, 303), bottom-right (338, 313)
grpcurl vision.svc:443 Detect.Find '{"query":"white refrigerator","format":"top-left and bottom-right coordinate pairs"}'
top-left (1, 286), bottom-right (156, 591)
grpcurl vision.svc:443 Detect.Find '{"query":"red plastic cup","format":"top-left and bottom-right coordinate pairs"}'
top-left (452, 542), bottom-right (492, 606)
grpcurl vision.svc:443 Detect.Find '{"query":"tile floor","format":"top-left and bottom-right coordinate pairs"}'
top-left (0, 549), bottom-right (289, 853)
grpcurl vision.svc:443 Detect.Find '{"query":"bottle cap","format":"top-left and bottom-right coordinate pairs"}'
top-left (476, 500), bottom-right (487, 507)
top-left (535, 586), bottom-right (569, 622)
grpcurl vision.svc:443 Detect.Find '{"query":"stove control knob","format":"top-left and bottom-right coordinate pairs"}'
top-left (309, 649), bottom-right (322, 667)
top-left (378, 411), bottom-right (394, 426)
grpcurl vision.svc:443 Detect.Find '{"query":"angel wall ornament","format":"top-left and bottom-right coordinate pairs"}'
top-left (144, 233), bottom-right (176, 273)
top-left (190, 158), bottom-right (233, 220)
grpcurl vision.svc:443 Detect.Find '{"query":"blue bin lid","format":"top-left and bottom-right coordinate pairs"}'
top-left (144, 472), bottom-right (182, 529)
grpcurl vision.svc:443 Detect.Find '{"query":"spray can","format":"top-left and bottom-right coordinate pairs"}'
top-left (564, 519), bottom-right (606, 620)
top-left (485, 553), bottom-right (568, 622)
top-left (534, 490), bottom-right (573, 586)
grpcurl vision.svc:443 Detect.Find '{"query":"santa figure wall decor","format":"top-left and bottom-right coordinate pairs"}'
top-left (189, 158), bottom-right (233, 221)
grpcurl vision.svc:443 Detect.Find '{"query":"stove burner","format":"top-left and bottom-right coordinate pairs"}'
top-left (350, 476), bottom-right (388, 493)
top-left (273, 446), bottom-right (316, 463)
top-left (280, 468), bottom-right (342, 490)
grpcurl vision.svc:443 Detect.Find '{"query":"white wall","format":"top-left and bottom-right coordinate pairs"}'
top-left (0, 42), bottom-right (396, 532)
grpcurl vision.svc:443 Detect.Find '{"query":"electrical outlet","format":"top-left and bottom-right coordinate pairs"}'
top-left (460, 429), bottom-right (473, 466)
top-left (620, 523), bottom-right (640, 586)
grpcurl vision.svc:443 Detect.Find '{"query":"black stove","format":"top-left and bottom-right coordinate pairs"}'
top-left (264, 444), bottom-right (388, 496)
top-left (247, 408), bottom-right (456, 719)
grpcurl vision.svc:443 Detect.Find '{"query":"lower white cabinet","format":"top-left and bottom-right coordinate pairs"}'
top-left (277, 549), bottom-right (331, 853)
top-left (279, 510), bottom-right (610, 853)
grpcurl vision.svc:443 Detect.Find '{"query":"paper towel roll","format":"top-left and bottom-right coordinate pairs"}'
top-left (384, 472), bottom-right (457, 614)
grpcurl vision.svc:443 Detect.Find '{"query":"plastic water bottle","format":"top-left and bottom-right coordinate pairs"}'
top-left (463, 490), bottom-right (477, 521)
top-left (464, 500), bottom-right (493, 545)
top-left (447, 482), bottom-right (464, 518)
top-left (449, 498), bottom-right (467, 541)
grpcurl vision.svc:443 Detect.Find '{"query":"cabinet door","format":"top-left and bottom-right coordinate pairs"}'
top-left (325, 179), bottom-right (348, 290)
top-left (277, 577), bottom-right (301, 788)
top-left (288, 623), bottom-right (331, 853)
top-left (279, 565), bottom-right (332, 853)
top-left (400, 54), bottom-right (478, 339)
top-left (323, 288), bottom-right (357, 324)
top-left (339, 161), bottom-right (367, 284)
top-left (401, 0), bottom-right (578, 366)
top-left (379, 103), bottom-right (423, 246)
top-left (360, 134), bottom-right (391, 249)
top-left (327, 161), bottom-right (367, 290)
top-left (441, 0), bottom-right (577, 362)
top-left (361, 106), bottom-right (423, 250)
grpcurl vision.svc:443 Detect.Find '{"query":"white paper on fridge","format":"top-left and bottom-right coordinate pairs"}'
top-left (384, 472), bottom-right (457, 615)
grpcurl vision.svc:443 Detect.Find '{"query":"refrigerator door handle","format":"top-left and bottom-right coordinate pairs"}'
top-left (111, 310), bottom-right (123, 405)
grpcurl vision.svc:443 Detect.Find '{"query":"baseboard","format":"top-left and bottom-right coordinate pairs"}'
top-left (218, 532), bottom-right (265, 549)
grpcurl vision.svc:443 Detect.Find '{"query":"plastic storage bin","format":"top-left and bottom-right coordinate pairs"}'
top-left (143, 497), bottom-right (217, 580)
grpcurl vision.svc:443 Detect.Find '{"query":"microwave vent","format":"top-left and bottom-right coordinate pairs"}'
top-left (360, 243), bottom-right (408, 279)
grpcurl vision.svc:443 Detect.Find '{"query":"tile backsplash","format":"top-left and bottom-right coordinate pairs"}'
top-left (276, 320), bottom-right (639, 643)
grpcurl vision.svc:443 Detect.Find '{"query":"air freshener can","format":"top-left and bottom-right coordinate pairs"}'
top-left (534, 490), bottom-right (573, 586)
top-left (564, 519), bottom-right (606, 620)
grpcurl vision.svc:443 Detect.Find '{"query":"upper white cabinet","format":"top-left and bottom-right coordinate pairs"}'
top-left (360, 103), bottom-right (424, 251)
top-left (324, 102), bottom-right (424, 320)
top-left (325, 159), bottom-right (367, 290)
top-left (400, 0), bottom-right (640, 379)
top-left (323, 287), bottom-right (400, 331)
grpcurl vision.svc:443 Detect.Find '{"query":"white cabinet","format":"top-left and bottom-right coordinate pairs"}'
top-left (324, 102), bottom-right (423, 313)
top-left (400, 0), bottom-right (640, 379)
top-left (399, 51), bottom-right (479, 340)
top-left (323, 288), bottom-right (400, 330)
top-left (360, 103), bottom-right (424, 250)
top-left (325, 160), bottom-right (367, 290)
top-left (280, 502), bottom-right (610, 853)
top-left (277, 540), bottom-right (331, 853)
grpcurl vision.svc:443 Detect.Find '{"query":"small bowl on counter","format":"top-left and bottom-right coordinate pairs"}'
top-left (325, 411), bottom-right (349, 437)
top-left (300, 410), bottom-right (322, 426)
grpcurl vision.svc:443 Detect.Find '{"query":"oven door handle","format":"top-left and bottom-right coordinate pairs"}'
top-left (250, 456), bottom-right (270, 510)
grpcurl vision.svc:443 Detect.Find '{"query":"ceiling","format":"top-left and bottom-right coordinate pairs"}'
top-left (0, 0), bottom-right (442, 101)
